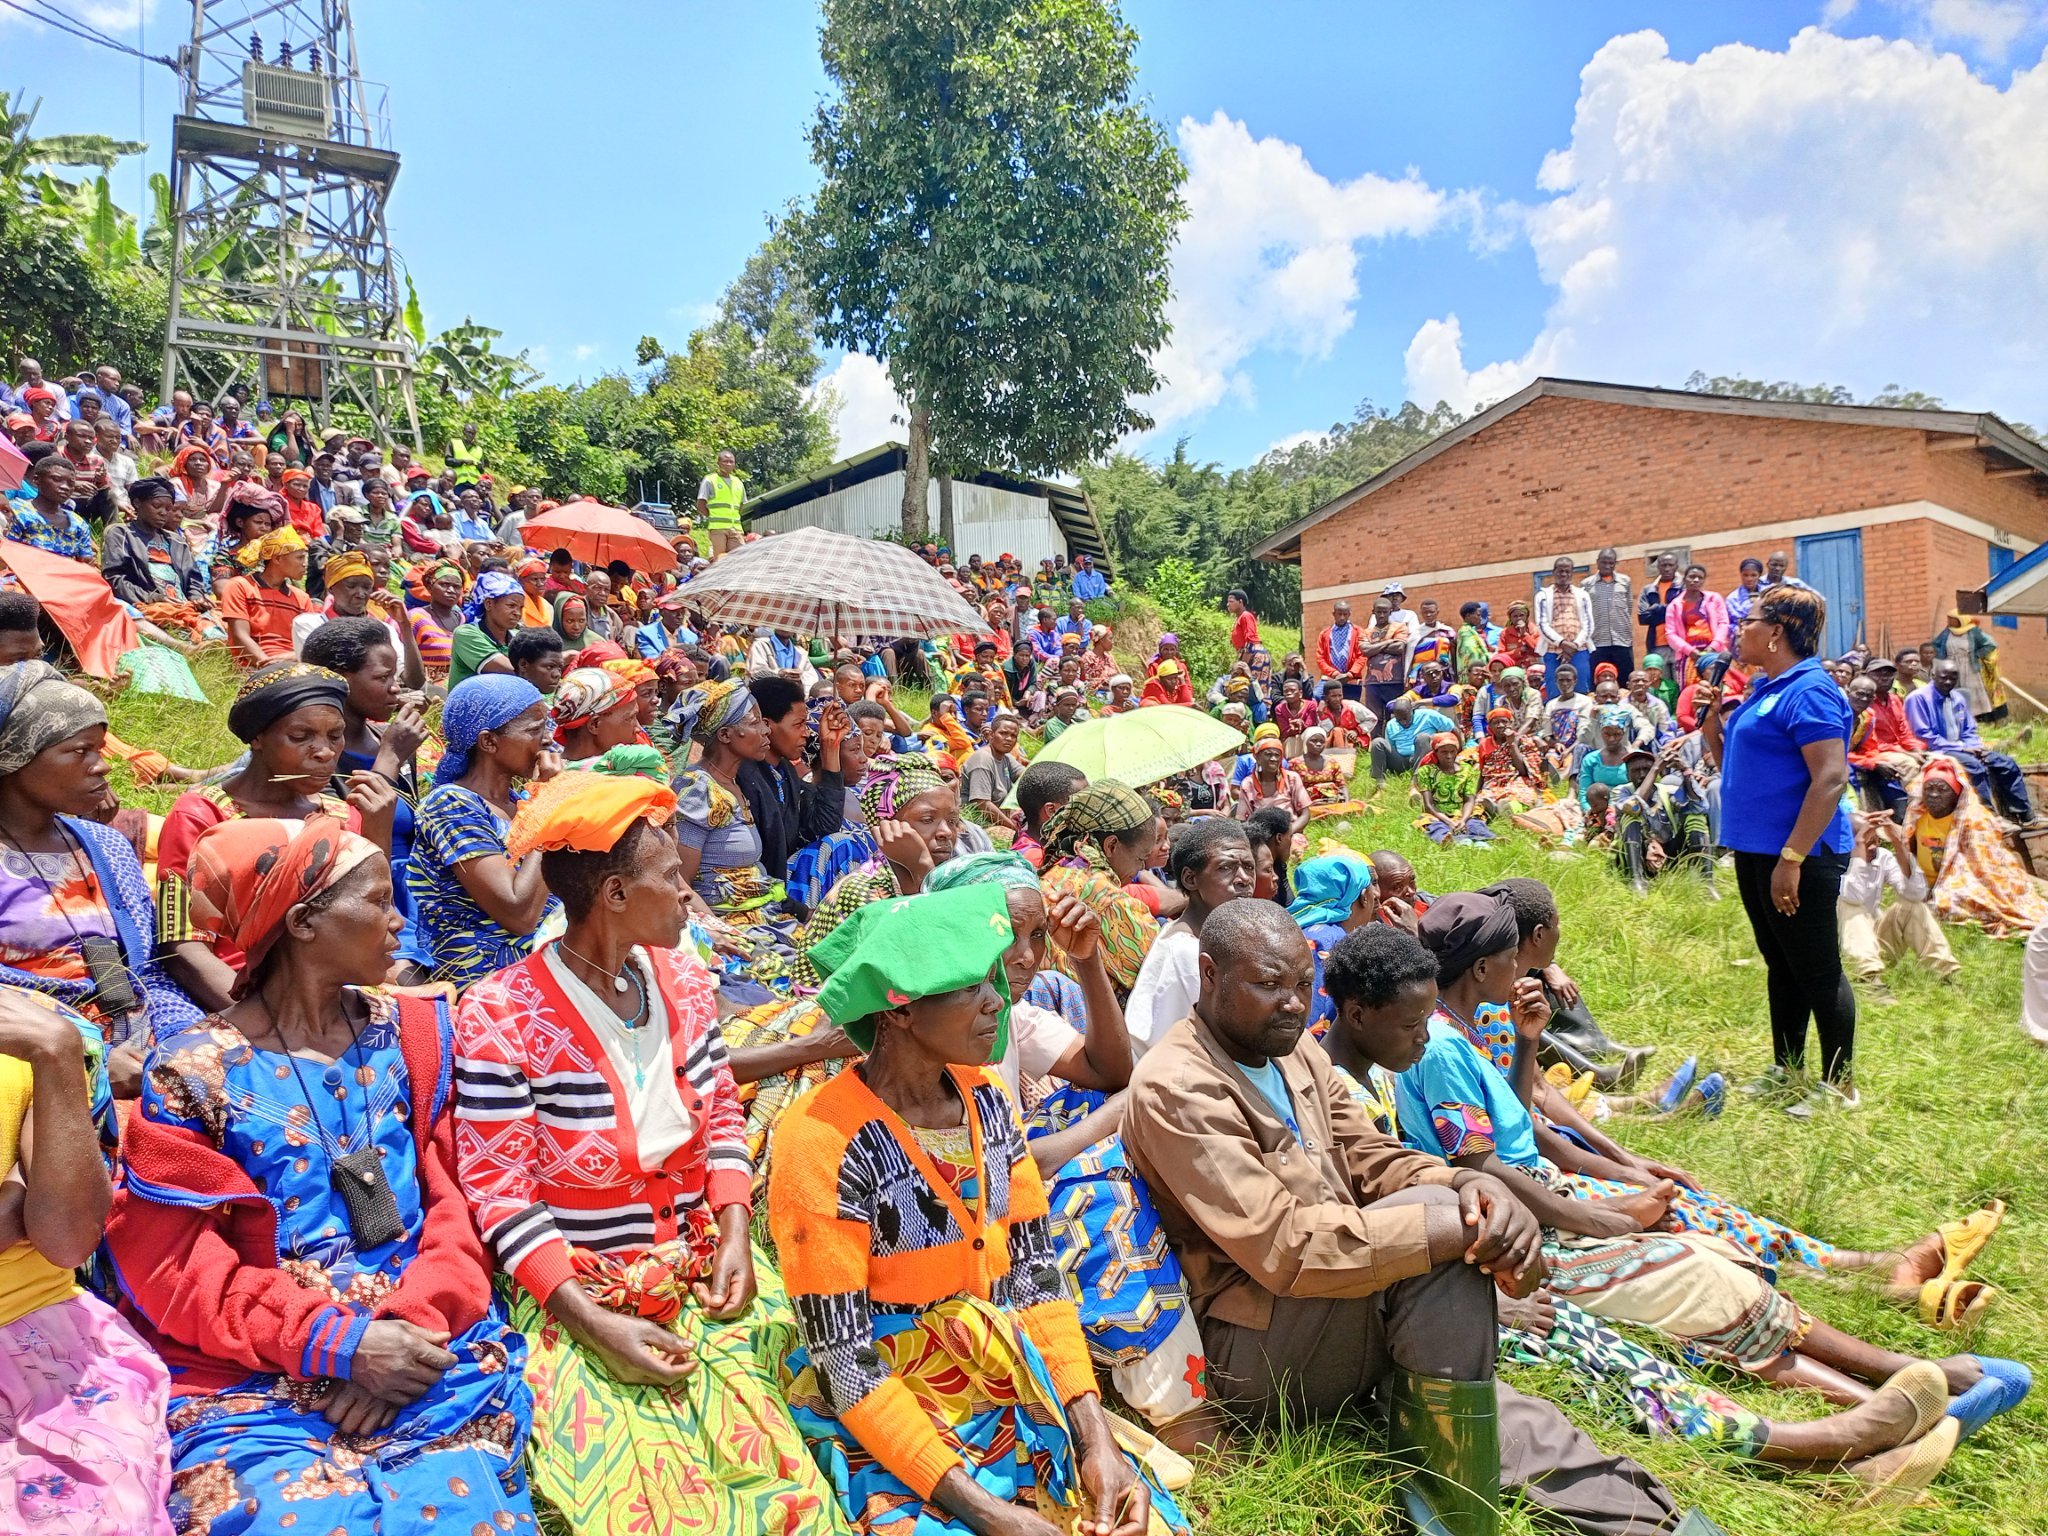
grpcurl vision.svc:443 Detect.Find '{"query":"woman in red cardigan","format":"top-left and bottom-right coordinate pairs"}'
top-left (452, 770), bottom-right (839, 1536)
top-left (105, 815), bottom-right (535, 1535)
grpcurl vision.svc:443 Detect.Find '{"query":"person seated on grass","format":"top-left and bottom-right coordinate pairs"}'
top-left (1488, 876), bottom-right (2006, 1325)
top-left (1413, 731), bottom-right (1495, 845)
top-left (1243, 803), bottom-right (1297, 906)
top-left (1401, 887), bottom-right (2014, 1485)
top-left (1840, 806), bottom-right (1959, 997)
top-left (770, 883), bottom-right (1186, 1536)
top-left (920, 852), bottom-right (1224, 1450)
top-left (1285, 850), bottom-right (1381, 1036)
top-left (0, 988), bottom-right (175, 1534)
top-left (1906, 755), bottom-right (2048, 939)
top-left (1140, 658), bottom-right (1195, 708)
top-left (1125, 820), bottom-right (1257, 1053)
top-left (1292, 723), bottom-right (1363, 820)
top-left (1610, 743), bottom-right (1716, 899)
top-left (959, 709), bottom-right (1027, 833)
top-left (1369, 696), bottom-right (1456, 790)
top-left (1320, 925), bottom-right (2023, 1495)
top-left (1232, 723), bottom-right (1310, 830)
top-left (109, 820), bottom-right (539, 1534)
top-left (1121, 897), bottom-right (1695, 1534)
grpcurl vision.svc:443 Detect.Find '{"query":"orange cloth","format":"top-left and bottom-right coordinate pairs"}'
top-left (505, 768), bottom-right (677, 863)
top-left (0, 540), bottom-right (140, 678)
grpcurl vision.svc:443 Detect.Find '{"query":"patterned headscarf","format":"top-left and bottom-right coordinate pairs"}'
top-left (235, 524), bottom-right (307, 570)
top-left (436, 675), bottom-right (544, 785)
top-left (462, 568), bottom-right (523, 624)
top-left (552, 667), bottom-right (636, 731)
top-left (857, 753), bottom-right (948, 830)
top-left (226, 660), bottom-right (348, 744)
top-left (601, 657), bottom-right (658, 690)
top-left (674, 676), bottom-right (756, 746)
top-left (1599, 706), bottom-right (1632, 733)
top-left (1042, 779), bottom-right (1154, 862)
top-left (923, 849), bottom-right (1041, 894)
top-left (186, 815), bottom-right (380, 996)
top-left (0, 660), bottom-right (106, 777)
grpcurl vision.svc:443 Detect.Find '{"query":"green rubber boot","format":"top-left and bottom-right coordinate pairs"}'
top-left (1388, 1372), bottom-right (1500, 1536)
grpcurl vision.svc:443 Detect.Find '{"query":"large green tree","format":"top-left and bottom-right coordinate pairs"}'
top-left (787, 0), bottom-right (1185, 538)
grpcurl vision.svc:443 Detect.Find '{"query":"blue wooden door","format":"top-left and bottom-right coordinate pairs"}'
top-left (1989, 545), bottom-right (2018, 629)
top-left (1795, 530), bottom-right (1864, 658)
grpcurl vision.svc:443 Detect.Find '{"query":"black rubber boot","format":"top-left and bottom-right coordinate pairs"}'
top-left (1539, 1030), bottom-right (1654, 1092)
top-left (1389, 1372), bottom-right (1500, 1536)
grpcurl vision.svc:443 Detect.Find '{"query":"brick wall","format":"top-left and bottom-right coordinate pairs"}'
top-left (1295, 394), bottom-right (2048, 690)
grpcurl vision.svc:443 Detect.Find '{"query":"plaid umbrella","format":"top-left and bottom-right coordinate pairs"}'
top-left (519, 502), bottom-right (678, 573)
top-left (680, 526), bottom-right (991, 641)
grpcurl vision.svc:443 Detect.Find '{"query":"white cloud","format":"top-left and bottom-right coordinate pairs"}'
top-left (813, 352), bottom-right (906, 457)
top-left (2, 1), bottom-right (159, 31)
top-left (1142, 112), bottom-right (1459, 433)
top-left (1263, 429), bottom-right (1329, 458)
top-left (1826, 1), bottom-right (2048, 57)
top-left (1402, 27), bottom-right (2048, 423)
top-left (572, 343), bottom-right (599, 362)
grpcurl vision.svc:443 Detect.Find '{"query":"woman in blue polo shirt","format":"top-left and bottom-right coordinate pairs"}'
top-left (1707, 585), bottom-right (1856, 1117)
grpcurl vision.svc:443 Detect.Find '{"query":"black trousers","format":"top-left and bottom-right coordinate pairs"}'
top-left (1589, 644), bottom-right (1635, 685)
top-left (1732, 849), bottom-right (1856, 1083)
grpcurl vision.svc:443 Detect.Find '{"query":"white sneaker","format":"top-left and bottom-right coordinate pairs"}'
top-left (1784, 1081), bottom-right (1860, 1119)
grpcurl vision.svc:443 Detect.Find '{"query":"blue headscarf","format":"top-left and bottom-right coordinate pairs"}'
top-left (461, 568), bottom-right (523, 625)
top-left (1286, 853), bottom-right (1375, 931)
top-left (435, 675), bottom-right (543, 785)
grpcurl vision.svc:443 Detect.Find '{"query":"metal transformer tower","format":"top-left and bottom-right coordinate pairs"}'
top-left (160, 1), bottom-right (421, 447)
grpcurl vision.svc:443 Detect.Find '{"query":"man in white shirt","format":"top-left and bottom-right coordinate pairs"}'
top-left (1839, 810), bottom-right (1958, 995)
top-left (1534, 556), bottom-right (1593, 696)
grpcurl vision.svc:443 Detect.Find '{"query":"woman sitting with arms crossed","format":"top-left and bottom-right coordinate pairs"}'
top-left (453, 770), bottom-right (840, 1535)
top-left (107, 817), bottom-right (536, 1534)
top-left (772, 882), bottom-right (1182, 1536)
top-left (924, 851), bottom-right (1220, 1455)
top-left (0, 988), bottom-right (173, 1533)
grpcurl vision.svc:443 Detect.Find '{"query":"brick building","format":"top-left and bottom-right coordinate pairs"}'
top-left (1255, 378), bottom-right (2048, 687)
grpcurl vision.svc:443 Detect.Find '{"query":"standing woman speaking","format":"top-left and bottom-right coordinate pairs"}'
top-left (1706, 585), bottom-right (1857, 1118)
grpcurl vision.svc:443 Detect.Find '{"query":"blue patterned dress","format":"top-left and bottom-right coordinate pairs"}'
top-left (129, 992), bottom-right (535, 1535)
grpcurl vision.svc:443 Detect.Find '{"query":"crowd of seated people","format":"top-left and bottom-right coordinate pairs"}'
top-left (0, 370), bottom-right (2038, 1534)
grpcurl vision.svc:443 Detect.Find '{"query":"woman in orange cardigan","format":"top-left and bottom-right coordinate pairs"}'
top-left (769, 883), bottom-right (1183, 1536)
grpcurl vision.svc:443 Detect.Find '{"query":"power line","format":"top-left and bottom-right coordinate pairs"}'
top-left (1, 0), bottom-right (177, 68)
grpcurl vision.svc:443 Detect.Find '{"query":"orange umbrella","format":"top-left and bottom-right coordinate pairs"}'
top-left (518, 502), bottom-right (677, 574)
top-left (0, 539), bottom-right (140, 678)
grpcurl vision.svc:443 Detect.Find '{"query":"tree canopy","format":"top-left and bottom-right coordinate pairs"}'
top-left (787, 0), bottom-right (1185, 537)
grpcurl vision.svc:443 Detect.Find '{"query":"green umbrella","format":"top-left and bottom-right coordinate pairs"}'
top-left (1012, 704), bottom-right (1247, 801)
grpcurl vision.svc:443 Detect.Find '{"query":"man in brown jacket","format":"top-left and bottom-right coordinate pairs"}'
top-left (1122, 898), bottom-right (1692, 1536)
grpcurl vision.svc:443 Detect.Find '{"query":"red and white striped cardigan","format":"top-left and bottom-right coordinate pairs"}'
top-left (452, 943), bottom-right (751, 1305)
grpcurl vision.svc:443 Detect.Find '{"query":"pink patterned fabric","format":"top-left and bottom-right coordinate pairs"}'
top-left (0, 1290), bottom-right (174, 1535)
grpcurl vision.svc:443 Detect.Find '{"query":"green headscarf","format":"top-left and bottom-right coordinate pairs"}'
top-left (1041, 779), bottom-right (1154, 863)
top-left (924, 850), bottom-right (1042, 895)
top-left (811, 883), bottom-right (1015, 1055)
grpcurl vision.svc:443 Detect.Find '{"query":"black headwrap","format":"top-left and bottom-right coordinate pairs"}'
top-left (226, 660), bottom-right (349, 744)
top-left (1416, 891), bottom-right (1521, 982)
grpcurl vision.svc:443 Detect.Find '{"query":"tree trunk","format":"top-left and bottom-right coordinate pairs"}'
top-left (936, 467), bottom-right (956, 554)
top-left (901, 400), bottom-right (932, 543)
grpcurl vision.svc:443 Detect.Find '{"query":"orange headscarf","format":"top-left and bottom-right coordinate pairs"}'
top-left (505, 769), bottom-right (677, 864)
top-left (186, 815), bottom-right (380, 993)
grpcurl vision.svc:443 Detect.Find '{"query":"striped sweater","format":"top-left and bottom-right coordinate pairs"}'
top-left (453, 944), bottom-right (749, 1304)
top-left (768, 1064), bottom-right (1098, 1501)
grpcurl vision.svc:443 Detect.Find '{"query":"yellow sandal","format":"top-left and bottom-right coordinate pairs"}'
top-left (1917, 1277), bottom-right (1999, 1330)
top-left (1935, 1200), bottom-right (2006, 1281)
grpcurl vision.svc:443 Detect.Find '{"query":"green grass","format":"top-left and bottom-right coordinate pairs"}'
top-left (105, 642), bottom-right (2046, 1533)
top-left (1171, 802), bottom-right (2048, 1535)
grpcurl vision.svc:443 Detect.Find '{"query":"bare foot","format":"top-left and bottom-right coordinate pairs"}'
top-left (1885, 1232), bottom-right (1947, 1289)
top-left (1603, 1179), bottom-right (1676, 1230)
top-left (1937, 1355), bottom-right (1984, 1395)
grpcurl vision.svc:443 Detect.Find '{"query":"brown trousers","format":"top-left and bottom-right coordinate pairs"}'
top-left (1201, 1187), bottom-right (1679, 1536)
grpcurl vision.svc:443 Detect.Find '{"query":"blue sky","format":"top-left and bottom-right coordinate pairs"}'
top-left (13, 1), bottom-right (2048, 467)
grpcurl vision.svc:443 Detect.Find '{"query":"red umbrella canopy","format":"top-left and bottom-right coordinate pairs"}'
top-left (519, 502), bottom-right (677, 574)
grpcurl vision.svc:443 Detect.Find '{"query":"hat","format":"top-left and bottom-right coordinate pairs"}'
top-left (1863, 657), bottom-right (1897, 675)
top-left (1108, 673), bottom-right (1133, 689)
top-left (1155, 659), bottom-right (1182, 678)
top-left (1380, 580), bottom-right (1407, 596)
top-left (1624, 744), bottom-right (1656, 761)
top-left (406, 464), bottom-right (430, 480)
top-left (810, 883), bottom-right (1015, 1054)
top-left (330, 505), bottom-right (368, 524)
top-left (311, 449), bottom-right (336, 463)
top-left (1220, 701), bottom-right (1249, 720)
top-left (1060, 631), bottom-right (1084, 647)
top-left (656, 590), bottom-right (690, 611)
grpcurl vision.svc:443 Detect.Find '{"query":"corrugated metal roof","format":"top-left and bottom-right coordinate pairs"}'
top-left (747, 442), bottom-right (1109, 569)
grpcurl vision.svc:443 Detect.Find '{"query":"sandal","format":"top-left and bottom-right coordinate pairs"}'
top-left (1917, 1277), bottom-right (1999, 1330)
top-left (1848, 1418), bottom-right (1961, 1510)
top-left (1935, 1201), bottom-right (2006, 1282)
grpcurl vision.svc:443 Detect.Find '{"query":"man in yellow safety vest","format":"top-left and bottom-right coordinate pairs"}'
top-left (447, 421), bottom-right (484, 485)
top-left (697, 449), bottom-right (745, 558)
